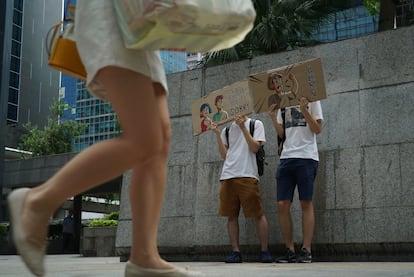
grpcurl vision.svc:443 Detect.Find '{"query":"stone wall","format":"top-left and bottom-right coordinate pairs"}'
top-left (116, 25), bottom-right (412, 261)
top-left (81, 227), bottom-right (117, 257)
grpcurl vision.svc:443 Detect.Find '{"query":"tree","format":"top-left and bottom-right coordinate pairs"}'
top-left (19, 100), bottom-right (86, 156)
top-left (199, 0), bottom-right (349, 67)
top-left (364, 0), bottom-right (413, 31)
top-left (364, 0), bottom-right (397, 30)
top-left (364, 0), bottom-right (381, 15)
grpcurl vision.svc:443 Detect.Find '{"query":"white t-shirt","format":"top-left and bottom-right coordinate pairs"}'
top-left (220, 118), bottom-right (266, 180)
top-left (277, 101), bottom-right (323, 161)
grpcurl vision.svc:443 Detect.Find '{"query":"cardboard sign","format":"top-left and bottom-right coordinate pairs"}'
top-left (191, 80), bottom-right (253, 136)
top-left (249, 58), bottom-right (327, 113)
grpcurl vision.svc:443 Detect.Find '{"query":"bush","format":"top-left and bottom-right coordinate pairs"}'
top-left (0, 223), bottom-right (8, 236)
top-left (86, 211), bottom-right (119, 227)
top-left (105, 211), bottom-right (119, 221)
top-left (88, 219), bottom-right (118, 227)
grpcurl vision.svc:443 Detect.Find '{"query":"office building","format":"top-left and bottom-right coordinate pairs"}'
top-left (1, 0), bottom-right (62, 147)
top-left (160, 50), bottom-right (188, 74)
top-left (60, 48), bottom-right (190, 152)
top-left (71, 81), bottom-right (119, 152)
top-left (311, 1), bottom-right (379, 42)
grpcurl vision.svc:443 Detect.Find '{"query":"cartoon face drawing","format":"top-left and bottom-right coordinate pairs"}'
top-left (268, 73), bottom-right (297, 95)
top-left (215, 95), bottom-right (224, 110)
top-left (200, 103), bottom-right (211, 118)
top-left (212, 95), bottom-right (228, 122)
top-left (268, 73), bottom-right (284, 93)
top-left (267, 71), bottom-right (299, 108)
top-left (200, 103), bottom-right (212, 132)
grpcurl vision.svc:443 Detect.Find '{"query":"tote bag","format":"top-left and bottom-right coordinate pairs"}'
top-left (46, 2), bottom-right (86, 80)
top-left (46, 22), bottom-right (87, 80)
top-left (113, 0), bottom-right (256, 52)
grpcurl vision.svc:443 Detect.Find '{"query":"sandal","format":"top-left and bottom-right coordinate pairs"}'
top-left (125, 261), bottom-right (205, 277)
top-left (8, 188), bottom-right (46, 276)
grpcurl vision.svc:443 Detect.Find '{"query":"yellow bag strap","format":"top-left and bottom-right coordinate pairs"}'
top-left (45, 0), bottom-right (76, 57)
top-left (45, 22), bottom-right (63, 57)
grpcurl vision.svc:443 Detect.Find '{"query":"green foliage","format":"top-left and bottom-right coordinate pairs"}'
top-left (87, 212), bottom-right (119, 227)
top-left (88, 219), bottom-right (118, 227)
top-left (105, 211), bottom-right (119, 221)
top-left (0, 223), bottom-right (8, 236)
top-left (19, 99), bottom-right (86, 156)
top-left (199, 0), bottom-right (350, 67)
top-left (363, 0), bottom-right (380, 16)
top-left (364, 1), bottom-right (414, 21)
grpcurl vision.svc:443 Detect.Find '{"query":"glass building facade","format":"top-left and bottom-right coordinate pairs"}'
top-left (160, 50), bottom-right (188, 74)
top-left (1, 0), bottom-right (62, 148)
top-left (61, 50), bottom-right (188, 152)
top-left (69, 80), bottom-right (119, 152)
top-left (6, 0), bottom-right (23, 126)
top-left (60, 74), bottom-right (77, 122)
top-left (311, 1), bottom-right (379, 42)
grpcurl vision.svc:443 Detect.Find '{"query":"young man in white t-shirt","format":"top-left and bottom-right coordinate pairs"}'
top-left (210, 115), bottom-right (273, 263)
top-left (269, 97), bottom-right (323, 263)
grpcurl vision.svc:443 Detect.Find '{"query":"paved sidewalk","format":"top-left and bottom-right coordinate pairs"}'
top-left (1, 255), bottom-right (414, 277)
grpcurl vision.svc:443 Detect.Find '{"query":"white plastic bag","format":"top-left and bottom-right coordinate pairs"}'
top-left (113, 0), bottom-right (256, 52)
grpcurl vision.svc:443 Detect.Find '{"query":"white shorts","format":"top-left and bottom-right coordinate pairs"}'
top-left (75, 0), bottom-right (168, 98)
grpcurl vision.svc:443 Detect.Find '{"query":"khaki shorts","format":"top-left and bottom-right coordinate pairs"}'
top-left (219, 177), bottom-right (264, 218)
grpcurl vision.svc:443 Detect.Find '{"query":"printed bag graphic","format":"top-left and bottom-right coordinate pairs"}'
top-left (113, 0), bottom-right (256, 52)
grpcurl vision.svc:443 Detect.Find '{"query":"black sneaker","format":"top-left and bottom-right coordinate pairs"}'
top-left (259, 251), bottom-right (274, 263)
top-left (224, 251), bottom-right (242, 263)
top-left (275, 248), bottom-right (297, 263)
top-left (298, 248), bottom-right (312, 263)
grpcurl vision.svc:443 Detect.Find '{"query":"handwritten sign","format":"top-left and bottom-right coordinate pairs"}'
top-left (249, 58), bottom-right (327, 113)
top-left (191, 80), bottom-right (253, 136)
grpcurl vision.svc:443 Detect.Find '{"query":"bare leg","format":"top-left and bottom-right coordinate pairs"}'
top-left (20, 66), bottom-right (174, 269)
top-left (227, 216), bottom-right (240, 252)
top-left (255, 215), bottom-right (269, 251)
top-left (300, 200), bottom-right (314, 252)
top-left (277, 200), bottom-right (294, 252)
top-left (128, 82), bottom-right (173, 269)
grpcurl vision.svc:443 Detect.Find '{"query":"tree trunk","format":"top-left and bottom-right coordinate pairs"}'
top-left (378, 0), bottom-right (397, 31)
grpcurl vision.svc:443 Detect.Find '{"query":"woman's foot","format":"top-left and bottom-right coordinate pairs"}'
top-left (8, 188), bottom-right (48, 276)
top-left (125, 261), bottom-right (205, 277)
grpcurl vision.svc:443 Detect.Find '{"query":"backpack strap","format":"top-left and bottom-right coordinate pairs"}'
top-left (249, 119), bottom-right (255, 137)
top-left (281, 108), bottom-right (286, 137)
top-left (277, 108), bottom-right (286, 156)
top-left (225, 126), bottom-right (229, 147)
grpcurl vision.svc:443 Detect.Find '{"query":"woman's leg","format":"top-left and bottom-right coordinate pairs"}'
top-left (19, 67), bottom-right (171, 268)
top-left (128, 82), bottom-right (174, 269)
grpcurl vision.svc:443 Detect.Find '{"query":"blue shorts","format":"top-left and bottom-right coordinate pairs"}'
top-left (276, 158), bottom-right (318, 201)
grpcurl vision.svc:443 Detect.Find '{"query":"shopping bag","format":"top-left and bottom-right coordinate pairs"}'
top-left (113, 0), bottom-right (256, 52)
top-left (46, 1), bottom-right (86, 80)
top-left (46, 22), bottom-right (86, 80)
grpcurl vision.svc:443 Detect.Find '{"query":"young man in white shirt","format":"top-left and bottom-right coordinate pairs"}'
top-left (210, 115), bottom-right (273, 263)
top-left (269, 97), bottom-right (323, 263)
